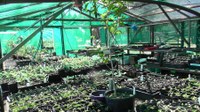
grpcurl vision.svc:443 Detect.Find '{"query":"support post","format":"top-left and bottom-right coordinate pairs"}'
top-left (90, 13), bottom-right (93, 46)
top-left (188, 20), bottom-right (191, 48)
top-left (127, 28), bottom-right (130, 54)
top-left (40, 20), bottom-right (44, 49)
top-left (0, 40), bottom-right (3, 70)
top-left (106, 28), bottom-right (108, 47)
top-left (0, 87), bottom-right (4, 112)
top-left (181, 22), bottom-right (185, 48)
top-left (158, 5), bottom-right (189, 47)
top-left (196, 20), bottom-right (200, 49)
top-left (61, 13), bottom-right (66, 55)
top-left (150, 25), bottom-right (155, 45)
top-left (0, 4), bottom-right (72, 64)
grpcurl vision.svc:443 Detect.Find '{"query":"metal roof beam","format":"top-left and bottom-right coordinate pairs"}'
top-left (158, 5), bottom-right (189, 46)
top-left (1, 0), bottom-right (200, 17)
top-left (140, 5), bottom-right (200, 18)
top-left (172, 8), bottom-right (191, 18)
top-left (0, 3), bottom-right (73, 64)
top-left (124, 11), bottom-right (151, 23)
top-left (4, 18), bottom-right (140, 22)
top-left (0, 11), bottom-right (54, 26)
top-left (139, 17), bottom-right (200, 27)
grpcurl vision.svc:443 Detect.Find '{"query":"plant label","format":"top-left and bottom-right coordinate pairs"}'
top-left (109, 79), bottom-right (114, 91)
top-left (198, 96), bottom-right (200, 105)
top-left (6, 96), bottom-right (10, 102)
top-left (140, 75), bottom-right (144, 82)
top-left (140, 64), bottom-right (143, 71)
top-left (26, 83), bottom-right (31, 87)
top-left (132, 86), bottom-right (135, 95)
top-left (100, 94), bottom-right (103, 97)
top-left (188, 74), bottom-right (191, 80)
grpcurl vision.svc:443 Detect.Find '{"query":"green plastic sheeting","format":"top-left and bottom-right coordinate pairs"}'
top-left (64, 28), bottom-right (91, 50)
top-left (0, 1), bottom-right (200, 58)
top-left (130, 27), bottom-right (150, 44)
top-left (0, 28), bottom-right (40, 55)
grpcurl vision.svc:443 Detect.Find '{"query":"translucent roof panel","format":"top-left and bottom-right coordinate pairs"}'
top-left (126, 0), bottom-right (200, 23)
top-left (0, 3), bottom-right (66, 20)
top-left (128, 4), bottom-right (159, 16)
top-left (0, 3), bottom-right (37, 13)
top-left (165, 0), bottom-right (200, 5)
top-left (193, 7), bottom-right (200, 12)
top-left (0, 0), bottom-right (199, 27)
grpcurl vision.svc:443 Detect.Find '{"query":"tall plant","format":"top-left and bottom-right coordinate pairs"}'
top-left (84, 0), bottom-right (128, 93)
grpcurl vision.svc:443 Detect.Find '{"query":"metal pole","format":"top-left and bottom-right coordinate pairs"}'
top-left (188, 20), bottom-right (191, 48)
top-left (150, 25), bottom-right (155, 45)
top-left (181, 22), bottom-right (185, 48)
top-left (196, 20), bottom-right (200, 49)
top-left (0, 40), bottom-right (3, 70)
top-left (0, 4), bottom-right (72, 64)
top-left (61, 13), bottom-right (66, 55)
top-left (90, 13), bottom-right (93, 46)
top-left (40, 20), bottom-right (44, 49)
top-left (0, 87), bottom-right (4, 112)
top-left (127, 28), bottom-right (130, 54)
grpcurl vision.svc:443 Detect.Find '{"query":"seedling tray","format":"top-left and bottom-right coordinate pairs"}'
top-left (135, 89), bottom-right (161, 100)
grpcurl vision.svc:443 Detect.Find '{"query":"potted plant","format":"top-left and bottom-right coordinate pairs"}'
top-left (105, 88), bottom-right (135, 112)
top-left (90, 90), bottom-right (106, 103)
top-left (84, 0), bottom-right (136, 111)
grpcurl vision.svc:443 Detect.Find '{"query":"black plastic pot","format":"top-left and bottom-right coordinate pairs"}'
top-left (90, 90), bottom-right (106, 103)
top-left (48, 74), bottom-right (62, 83)
top-left (8, 82), bottom-right (18, 93)
top-left (58, 69), bottom-right (66, 77)
top-left (0, 83), bottom-right (9, 92)
top-left (19, 83), bottom-right (49, 92)
top-left (105, 88), bottom-right (135, 112)
top-left (135, 89), bottom-right (161, 100)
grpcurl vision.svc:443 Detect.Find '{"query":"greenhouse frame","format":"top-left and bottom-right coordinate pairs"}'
top-left (0, 0), bottom-right (200, 112)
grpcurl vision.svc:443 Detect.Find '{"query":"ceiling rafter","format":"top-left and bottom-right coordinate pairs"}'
top-left (124, 11), bottom-right (151, 23)
top-left (140, 4), bottom-right (200, 18)
top-left (139, 17), bottom-right (200, 27)
top-left (0, 11), bottom-right (54, 26)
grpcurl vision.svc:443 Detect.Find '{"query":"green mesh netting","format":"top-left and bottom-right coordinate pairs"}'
top-left (0, 2), bottom-right (199, 58)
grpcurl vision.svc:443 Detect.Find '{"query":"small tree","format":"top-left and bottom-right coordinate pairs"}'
top-left (84, 0), bottom-right (128, 93)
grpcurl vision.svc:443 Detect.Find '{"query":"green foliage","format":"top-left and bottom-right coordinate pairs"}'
top-left (59, 56), bottom-right (102, 70)
top-left (0, 64), bottom-right (59, 85)
top-left (84, 0), bottom-right (127, 35)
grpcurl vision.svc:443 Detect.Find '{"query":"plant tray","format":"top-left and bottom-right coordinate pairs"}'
top-left (162, 63), bottom-right (188, 68)
top-left (19, 83), bottom-right (50, 92)
top-left (135, 89), bottom-right (161, 100)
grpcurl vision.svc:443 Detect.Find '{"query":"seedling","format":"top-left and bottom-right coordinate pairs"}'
top-left (140, 75), bottom-right (144, 82)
